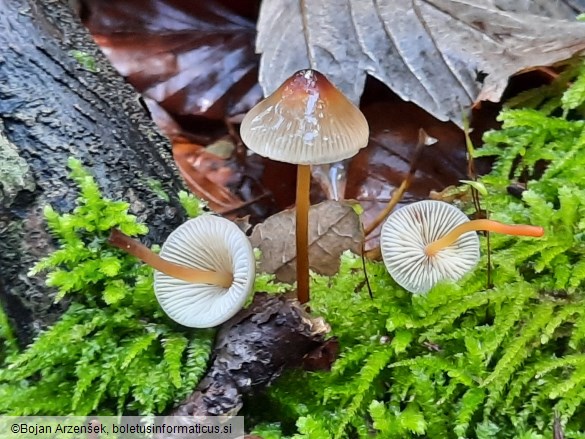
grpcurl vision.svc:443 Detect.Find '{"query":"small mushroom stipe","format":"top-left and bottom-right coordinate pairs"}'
top-left (108, 229), bottom-right (233, 287)
top-left (381, 200), bottom-right (544, 294)
top-left (109, 215), bottom-right (255, 328)
top-left (240, 69), bottom-right (369, 304)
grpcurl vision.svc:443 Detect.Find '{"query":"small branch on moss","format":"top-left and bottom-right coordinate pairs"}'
top-left (156, 293), bottom-right (330, 432)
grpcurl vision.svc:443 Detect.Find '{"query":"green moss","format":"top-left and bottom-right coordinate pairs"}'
top-left (0, 305), bottom-right (17, 363)
top-left (247, 60), bottom-right (585, 438)
top-left (178, 190), bottom-right (206, 218)
top-left (0, 159), bottom-right (213, 415)
top-left (70, 50), bottom-right (97, 73)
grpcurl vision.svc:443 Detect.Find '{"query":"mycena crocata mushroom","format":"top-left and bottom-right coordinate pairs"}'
top-left (108, 215), bottom-right (255, 328)
top-left (240, 69), bottom-right (369, 304)
top-left (380, 200), bottom-right (544, 294)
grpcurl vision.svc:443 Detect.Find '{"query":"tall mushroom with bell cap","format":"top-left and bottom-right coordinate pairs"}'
top-left (108, 215), bottom-right (255, 328)
top-left (380, 200), bottom-right (544, 294)
top-left (240, 69), bottom-right (369, 304)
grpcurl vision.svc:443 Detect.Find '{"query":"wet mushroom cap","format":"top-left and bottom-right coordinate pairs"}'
top-left (240, 69), bottom-right (369, 165)
top-left (154, 215), bottom-right (255, 328)
top-left (380, 200), bottom-right (480, 294)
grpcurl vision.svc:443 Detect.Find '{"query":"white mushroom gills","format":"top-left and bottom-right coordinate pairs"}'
top-left (154, 215), bottom-right (255, 328)
top-left (380, 200), bottom-right (480, 294)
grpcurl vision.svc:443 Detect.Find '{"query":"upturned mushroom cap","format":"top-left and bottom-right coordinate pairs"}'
top-left (154, 215), bottom-right (255, 328)
top-left (240, 69), bottom-right (369, 165)
top-left (380, 200), bottom-right (480, 294)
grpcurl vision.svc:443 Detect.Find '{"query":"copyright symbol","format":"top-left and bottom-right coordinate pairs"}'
top-left (11, 424), bottom-right (19, 433)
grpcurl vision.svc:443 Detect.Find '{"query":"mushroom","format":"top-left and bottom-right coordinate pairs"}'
top-left (380, 200), bottom-right (544, 294)
top-left (108, 215), bottom-right (255, 328)
top-left (240, 69), bottom-right (369, 303)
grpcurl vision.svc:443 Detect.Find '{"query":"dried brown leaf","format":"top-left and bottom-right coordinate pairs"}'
top-left (256, 0), bottom-right (585, 125)
top-left (250, 200), bottom-right (363, 282)
top-left (83, 0), bottom-right (261, 120)
top-left (172, 141), bottom-right (243, 213)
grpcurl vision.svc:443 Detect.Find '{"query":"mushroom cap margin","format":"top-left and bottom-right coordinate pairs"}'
top-left (240, 69), bottom-right (369, 165)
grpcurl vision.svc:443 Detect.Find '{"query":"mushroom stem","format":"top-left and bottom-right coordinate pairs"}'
top-left (296, 164), bottom-right (311, 304)
top-left (108, 229), bottom-right (233, 288)
top-left (425, 219), bottom-right (545, 257)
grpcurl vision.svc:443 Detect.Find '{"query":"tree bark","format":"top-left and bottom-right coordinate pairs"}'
top-left (0, 0), bottom-right (186, 344)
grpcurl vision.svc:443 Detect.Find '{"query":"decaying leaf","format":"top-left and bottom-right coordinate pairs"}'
top-left (494, 0), bottom-right (584, 18)
top-left (172, 140), bottom-right (244, 213)
top-left (250, 200), bottom-right (363, 282)
top-left (142, 97), bottom-right (297, 221)
top-left (83, 0), bottom-right (262, 120)
top-left (256, 0), bottom-right (585, 124)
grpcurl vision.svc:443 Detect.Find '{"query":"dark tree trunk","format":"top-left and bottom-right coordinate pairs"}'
top-left (0, 0), bottom-right (187, 345)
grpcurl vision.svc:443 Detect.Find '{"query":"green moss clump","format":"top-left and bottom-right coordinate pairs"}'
top-left (0, 306), bottom-right (17, 364)
top-left (0, 158), bottom-right (213, 415)
top-left (248, 61), bottom-right (585, 438)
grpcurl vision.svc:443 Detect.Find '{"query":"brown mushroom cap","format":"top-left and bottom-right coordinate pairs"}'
top-left (240, 69), bottom-right (369, 165)
top-left (380, 200), bottom-right (480, 294)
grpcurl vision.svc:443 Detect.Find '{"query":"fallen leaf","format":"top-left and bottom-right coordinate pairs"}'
top-left (172, 140), bottom-right (243, 213)
top-left (83, 0), bottom-right (262, 120)
top-left (233, 215), bottom-right (253, 234)
top-left (493, 0), bottom-right (584, 18)
top-left (256, 0), bottom-right (585, 124)
top-left (250, 200), bottom-right (363, 282)
top-left (172, 138), bottom-right (297, 221)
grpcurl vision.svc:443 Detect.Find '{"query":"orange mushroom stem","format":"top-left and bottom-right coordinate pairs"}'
top-left (424, 219), bottom-right (544, 257)
top-left (296, 164), bottom-right (311, 304)
top-left (108, 229), bottom-right (233, 288)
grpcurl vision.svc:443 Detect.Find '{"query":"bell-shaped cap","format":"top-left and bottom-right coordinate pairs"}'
top-left (240, 69), bottom-right (369, 165)
top-left (380, 200), bottom-right (480, 294)
top-left (154, 215), bottom-right (255, 328)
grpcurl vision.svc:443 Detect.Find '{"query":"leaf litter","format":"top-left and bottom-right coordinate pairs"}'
top-left (82, 0), bottom-right (585, 270)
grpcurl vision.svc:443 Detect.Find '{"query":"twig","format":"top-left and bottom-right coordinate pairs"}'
top-left (360, 240), bottom-right (374, 299)
top-left (364, 128), bottom-right (434, 236)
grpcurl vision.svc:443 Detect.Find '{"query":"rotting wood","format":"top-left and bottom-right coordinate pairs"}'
top-left (156, 293), bottom-right (329, 436)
